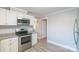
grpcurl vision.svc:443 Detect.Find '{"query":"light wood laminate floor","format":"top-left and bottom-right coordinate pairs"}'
top-left (25, 38), bottom-right (73, 52)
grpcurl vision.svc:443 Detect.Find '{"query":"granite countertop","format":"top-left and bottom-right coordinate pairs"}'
top-left (0, 33), bottom-right (18, 40)
top-left (0, 31), bottom-right (37, 40)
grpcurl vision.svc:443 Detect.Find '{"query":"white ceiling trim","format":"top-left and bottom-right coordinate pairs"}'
top-left (17, 7), bottom-right (75, 17)
top-left (42, 7), bottom-right (77, 18)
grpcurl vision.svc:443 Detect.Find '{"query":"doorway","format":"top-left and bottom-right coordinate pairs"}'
top-left (36, 17), bottom-right (47, 40)
top-left (41, 18), bottom-right (47, 39)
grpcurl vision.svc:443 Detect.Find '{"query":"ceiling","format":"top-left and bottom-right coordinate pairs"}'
top-left (18, 7), bottom-right (72, 17)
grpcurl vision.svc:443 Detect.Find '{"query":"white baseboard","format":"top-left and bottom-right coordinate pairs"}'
top-left (47, 40), bottom-right (77, 52)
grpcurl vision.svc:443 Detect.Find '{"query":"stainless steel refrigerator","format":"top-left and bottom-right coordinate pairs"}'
top-left (74, 9), bottom-right (79, 51)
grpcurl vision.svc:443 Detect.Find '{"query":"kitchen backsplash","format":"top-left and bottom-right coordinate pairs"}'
top-left (0, 28), bottom-right (15, 34)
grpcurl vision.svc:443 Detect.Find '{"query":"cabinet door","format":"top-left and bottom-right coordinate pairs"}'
top-left (27, 16), bottom-right (34, 26)
top-left (10, 37), bottom-right (18, 52)
top-left (0, 39), bottom-right (10, 52)
top-left (0, 8), bottom-right (7, 25)
top-left (6, 10), bottom-right (17, 25)
top-left (32, 33), bottom-right (37, 46)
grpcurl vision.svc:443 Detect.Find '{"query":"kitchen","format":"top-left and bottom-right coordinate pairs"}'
top-left (0, 0), bottom-right (79, 59)
top-left (1, 7), bottom-right (79, 52)
top-left (0, 7), bottom-right (37, 52)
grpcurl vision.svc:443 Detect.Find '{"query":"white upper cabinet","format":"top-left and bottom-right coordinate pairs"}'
top-left (6, 10), bottom-right (17, 25)
top-left (16, 11), bottom-right (26, 18)
top-left (0, 8), bottom-right (7, 25)
top-left (0, 8), bottom-right (35, 26)
top-left (30, 16), bottom-right (35, 26)
top-left (0, 8), bottom-right (17, 25)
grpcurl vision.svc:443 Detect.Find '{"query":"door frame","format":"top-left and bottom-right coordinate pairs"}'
top-left (41, 17), bottom-right (48, 39)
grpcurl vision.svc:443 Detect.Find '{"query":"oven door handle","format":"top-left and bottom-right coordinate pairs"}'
top-left (20, 35), bottom-right (31, 37)
top-left (20, 29), bottom-right (24, 30)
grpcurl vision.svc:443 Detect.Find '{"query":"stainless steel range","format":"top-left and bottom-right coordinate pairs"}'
top-left (16, 28), bottom-right (32, 52)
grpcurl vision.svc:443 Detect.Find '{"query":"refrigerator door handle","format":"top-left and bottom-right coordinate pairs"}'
top-left (73, 19), bottom-right (78, 45)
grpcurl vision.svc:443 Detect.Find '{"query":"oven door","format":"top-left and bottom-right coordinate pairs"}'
top-left (21, 35), bottom-right (31, 45)
top-left (18, 35), bottom-right (32, 52)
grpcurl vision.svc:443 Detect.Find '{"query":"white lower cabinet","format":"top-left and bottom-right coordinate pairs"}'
top-left (0, 37), bottom-right (18, 52)
top-left (0, 38), bottom-right (11, 52)
top-left (32, 33), bottom-right (37, 46)
top-left (10, 37), bottom-right (18, 52)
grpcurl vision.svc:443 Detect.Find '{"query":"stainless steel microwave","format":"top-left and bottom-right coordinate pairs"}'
top-left (17, 18), bottom-right (30, 25)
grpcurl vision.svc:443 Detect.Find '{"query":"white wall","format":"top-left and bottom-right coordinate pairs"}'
top-left (47, 8), bottom-right (77, 51)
